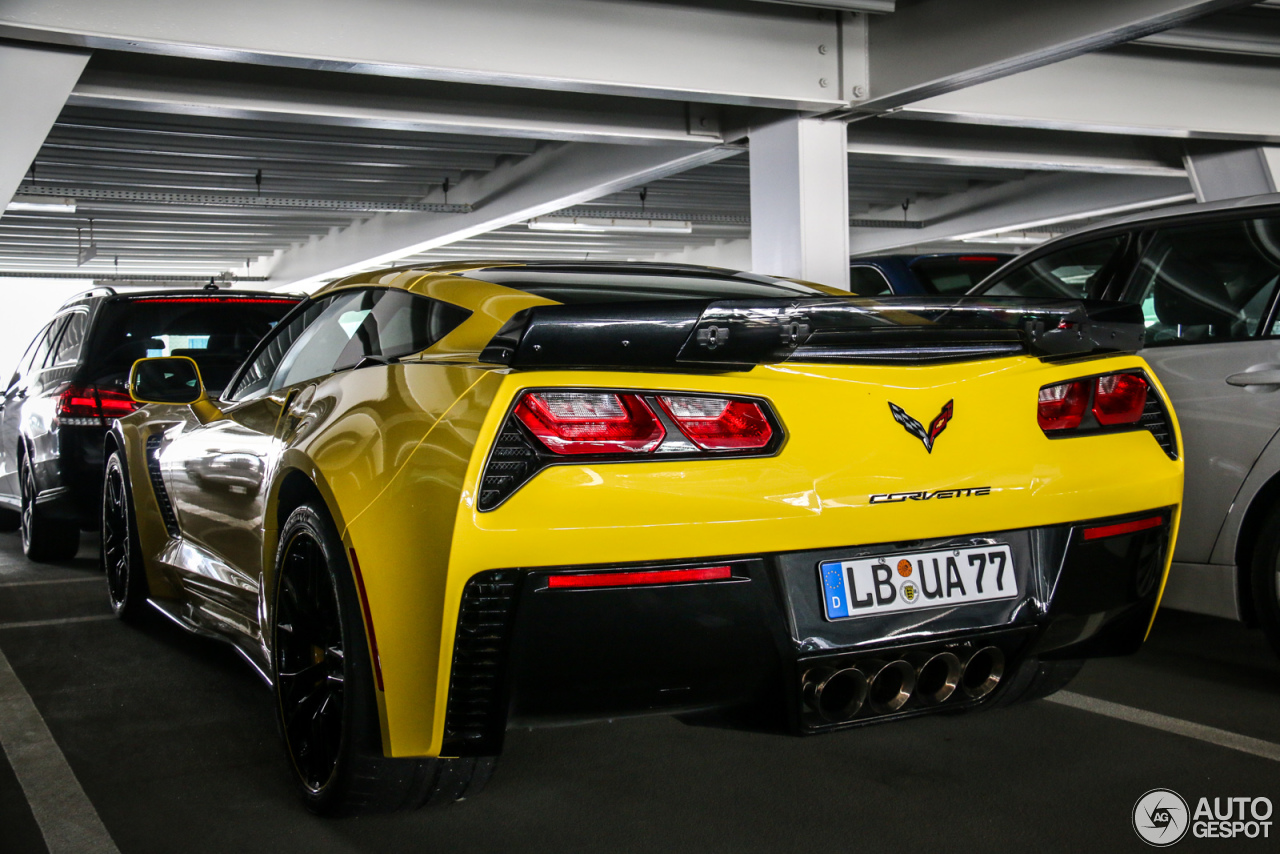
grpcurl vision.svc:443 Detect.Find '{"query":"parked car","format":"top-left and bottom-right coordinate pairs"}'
top-left (104, 262), bottom-right (1180, 814)
top-left (0, 287), bottom-right (300, 560)
top-left (970, 193), bottom-right (1280, 655)
top-left (849, 253), bottom-right (1013, 297)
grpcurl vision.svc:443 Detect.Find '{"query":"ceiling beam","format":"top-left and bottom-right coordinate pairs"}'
top-left (254, 142), bottom-right (740, 288)
top-left (68, 57), bottom-right (726, 146)
top-left (0, 42), bottom-right (89, 210)
top-left (0, 0), bottom-right (861, 110)
top-left (855, 0), bottom-right (1255, 113)
top-left (848, 172), bottom-right (1194, 255)
top-left (848, 119), bottom-right (1186, 176)
top-left (896, 47), bottom-right (1280, 142)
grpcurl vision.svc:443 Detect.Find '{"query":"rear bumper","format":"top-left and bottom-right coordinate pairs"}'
top-left (440, 508), bottom-right (1173, 756)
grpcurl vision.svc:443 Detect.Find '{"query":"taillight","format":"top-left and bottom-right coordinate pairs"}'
top-left (514, 391), bottom-right (664, 455)
top-left (658, 395), bottom-right (774, 450)
top-left (1038, 371), bottom-right (1157, 437)
top-left (1037, 380), bottom-right (1089, 431)
top-left (57, 384), bottom-right (139, 425)
top-left (1093, 373), bottom-right (1147, 425)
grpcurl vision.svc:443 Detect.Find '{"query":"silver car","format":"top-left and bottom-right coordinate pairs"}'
top-left (972, 194), bottom-right (1280, 655)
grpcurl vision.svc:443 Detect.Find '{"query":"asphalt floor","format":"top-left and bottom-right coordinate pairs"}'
top-left (1, 531), bottom-right (1278, 853)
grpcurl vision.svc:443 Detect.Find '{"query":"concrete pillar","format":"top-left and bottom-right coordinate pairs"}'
top-left (1184, 147), bottom-right (1280, 203)
top-left (0, 44), bottom-right (90, 210)
top-left (749, 114), bottom-right (850, 290)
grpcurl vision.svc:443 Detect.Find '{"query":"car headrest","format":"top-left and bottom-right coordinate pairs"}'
top-left (1151, 253), bottom-right (1237, 327)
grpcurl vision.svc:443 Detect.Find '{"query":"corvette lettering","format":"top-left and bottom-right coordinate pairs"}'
top-left (869, 486), bottom-right (992, 504)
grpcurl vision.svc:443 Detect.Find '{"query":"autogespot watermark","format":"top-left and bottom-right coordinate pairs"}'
top-left (1133, 788), bottom-right (1274, 845)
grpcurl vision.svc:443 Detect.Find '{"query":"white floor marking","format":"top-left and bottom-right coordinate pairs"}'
top-left (0, 615), bottom-right (115, 630)
top-left (0, 577), bottom-right (101, 588)
top-left (0, 645), bottom-right (120, 853)
top-left (1049, 690), bottom-right (1280, 763)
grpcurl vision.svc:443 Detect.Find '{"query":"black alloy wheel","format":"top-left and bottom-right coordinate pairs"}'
top-left (102, 451), bottom-right (148, 620)
top-left (19, 452), bottom-right (78, 562)
top-left (272, 503), bottom-right (496, 815)
top-left (275, 527), bottom-right (347, 798)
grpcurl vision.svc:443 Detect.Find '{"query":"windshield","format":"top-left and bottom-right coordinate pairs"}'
top-left (86, 295), bottom-right (300, 393)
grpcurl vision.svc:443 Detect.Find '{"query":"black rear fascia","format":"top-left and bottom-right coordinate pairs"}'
top-left (441, 508), bottom-right (1174, 747)
top-left (476, 387), bottom-right (785, 512)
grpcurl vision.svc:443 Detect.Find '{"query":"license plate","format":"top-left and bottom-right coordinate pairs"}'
top-left (819, 544), bottom-right (1017, 621)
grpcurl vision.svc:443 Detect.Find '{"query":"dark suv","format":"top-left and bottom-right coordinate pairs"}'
top-left (0, 288), bottom-right (300, 561)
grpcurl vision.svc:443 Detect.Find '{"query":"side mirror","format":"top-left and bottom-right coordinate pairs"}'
top-left (129, 356), bottom-right (205, 405)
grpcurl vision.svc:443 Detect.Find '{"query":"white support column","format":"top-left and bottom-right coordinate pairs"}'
top-left (1184, 147), bottom-right (1280, 202)
top-left (750, 115), bottom-right (850, 290)
top-left (0, 43), bottom-right (89, 210)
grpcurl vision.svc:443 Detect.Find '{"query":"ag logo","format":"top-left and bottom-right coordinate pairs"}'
top-left (1133, 789), bottom-right (1189, 846)
top-left (888, 399), bottom-right (953, 453)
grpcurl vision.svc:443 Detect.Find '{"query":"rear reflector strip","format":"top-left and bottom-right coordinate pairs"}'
top-left (1082, 516), bottom-right (1163, 541)
top-left (548, 565), bottom-right (732, 589)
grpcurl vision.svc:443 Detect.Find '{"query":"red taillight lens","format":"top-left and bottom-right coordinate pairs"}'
top-left (515, 391), bottom-right (664, 455)
top-left (96, 387), bottom-right (139, 418)
top-left (1092, 373), bottom-right (1147, 426)
top-left (57, 384), bottom-right (100, 418)
top-left (57, 384), bottom-right (139, 423)
top-left (547, 565), bottom-right (732, 589)
top-left (658, 395), bottom-right (774, 450)
top-left (1037, 380), bottom-right (1090, 431)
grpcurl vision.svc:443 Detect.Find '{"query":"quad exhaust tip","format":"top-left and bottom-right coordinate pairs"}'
top-left (802, 666), bottom-right (869, 722)
top-left (864, 659), bottom-right (916, 714)
top-left (960, 646), bottom-right (1005, 699)
top-left (911, 651), bottom-right (963, 706)
top-left (802, 646), bottom-right (1005, 723)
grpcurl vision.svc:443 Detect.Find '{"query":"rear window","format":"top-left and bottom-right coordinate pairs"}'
top-left (910, 255), bottom-right (1011, 295)
top-left (86, 295), bottom-right (300, 393)
top-left (457, 267), bottom-right (823, 303)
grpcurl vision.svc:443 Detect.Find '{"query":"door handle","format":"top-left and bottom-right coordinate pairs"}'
top-left (1226, 370), bottom-right (1280, 387)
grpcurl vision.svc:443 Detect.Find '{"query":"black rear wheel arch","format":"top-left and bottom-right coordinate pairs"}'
top-left (271, 499), bottom-right (493, 815)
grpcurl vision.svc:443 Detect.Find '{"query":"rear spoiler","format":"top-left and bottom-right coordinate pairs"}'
top-left (478, 296), bottom-right (1145, 371)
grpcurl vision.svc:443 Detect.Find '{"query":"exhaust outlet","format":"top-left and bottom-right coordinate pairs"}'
top-left (960, 646), bottom-right (1005, 699)
top-left (910, 652), bottom-right (962, 705)
top-left (864, 659), bottom-right (916, 714)
top-left (802, 666), bottom-right (868, 722)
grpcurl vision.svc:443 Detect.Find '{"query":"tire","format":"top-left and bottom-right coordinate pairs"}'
top-left (991, 656), bottom-right (1085, 709)
top-left (1249, 502), bottom-right (1280, 658)
top-left (102, 450), bottom-right (149, 621)
top-left (19, 452), bottom-right (79, 562)
top-left (272, 503), bottom-right (495, 815)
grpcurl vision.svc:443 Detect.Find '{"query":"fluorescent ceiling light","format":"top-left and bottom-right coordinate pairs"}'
top-left (6, 195), bottom-right (76, 213)
top-left (527, 216), bottom-right (692, 234)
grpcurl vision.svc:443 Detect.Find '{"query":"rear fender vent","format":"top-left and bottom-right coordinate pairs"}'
top-left (1140, 389), bottom-right (1178, 460)
top-left (441, 570), bottom-right (520, 757)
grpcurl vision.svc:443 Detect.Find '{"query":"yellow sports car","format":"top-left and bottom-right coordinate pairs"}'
top-left (103, 262), bottom-right (1182, 815)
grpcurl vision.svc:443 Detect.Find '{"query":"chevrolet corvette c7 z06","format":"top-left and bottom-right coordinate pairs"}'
top-left (102, 262), bottom-right (1183, 814)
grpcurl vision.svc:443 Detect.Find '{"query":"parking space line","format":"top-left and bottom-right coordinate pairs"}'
top-left (0, 578), bottom-right (101, 588)
top-left (1049, 691), bottom-right (1280, 763)
top-left (0, 616), bottom-right (115, 631)
top-left (0, 645), bottom-right (120, 854)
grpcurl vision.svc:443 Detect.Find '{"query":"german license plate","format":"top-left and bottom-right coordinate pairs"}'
top-left (819, 544), bottom-right (1017, 621)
